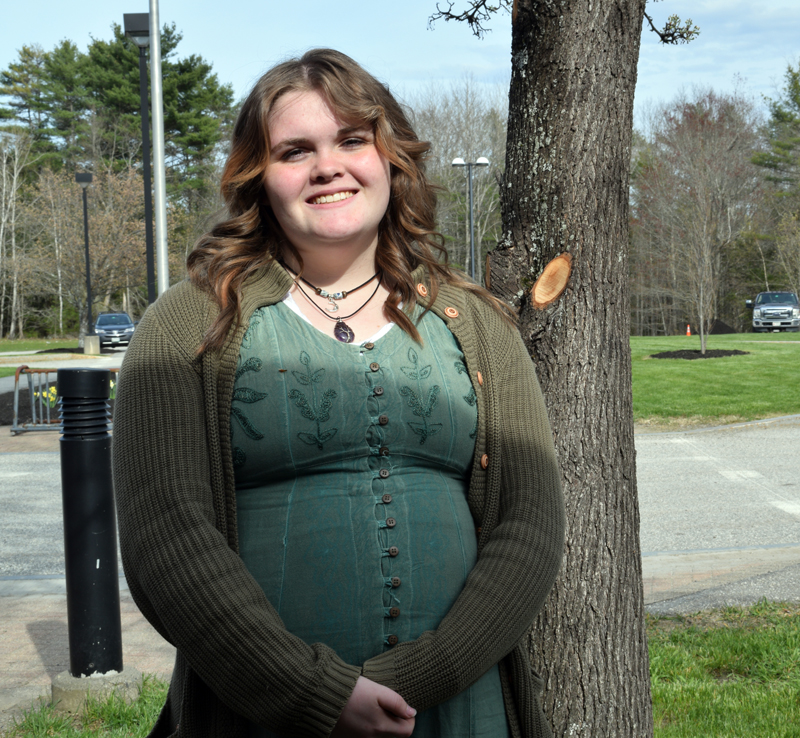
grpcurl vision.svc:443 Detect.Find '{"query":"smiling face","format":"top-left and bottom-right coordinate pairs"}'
top-left (263, 90), bottom-right (392, 261)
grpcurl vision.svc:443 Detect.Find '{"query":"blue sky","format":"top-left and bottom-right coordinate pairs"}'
top-left (1, 0), bottom-right (799, 122)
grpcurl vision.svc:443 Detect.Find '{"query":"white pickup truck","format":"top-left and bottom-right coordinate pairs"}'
top-left (746, 292), bottom-right (800, 332)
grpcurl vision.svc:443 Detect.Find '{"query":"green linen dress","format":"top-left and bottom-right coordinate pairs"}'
top-left (231, 299), bottom-right (510, 738)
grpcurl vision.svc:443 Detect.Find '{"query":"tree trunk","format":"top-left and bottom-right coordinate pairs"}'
top-left (488, 1), bottom-right (653, 735)
top-left (8, 213), bottom-right (18, 340)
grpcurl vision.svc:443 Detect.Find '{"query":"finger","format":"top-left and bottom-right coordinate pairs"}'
top-left (376, 688), bottom-right (416, 719)
top-left (378, 714), bottom-right (416, 738)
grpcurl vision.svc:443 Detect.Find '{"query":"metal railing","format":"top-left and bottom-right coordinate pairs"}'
top-left (11, 366), bottom-right (118, 435)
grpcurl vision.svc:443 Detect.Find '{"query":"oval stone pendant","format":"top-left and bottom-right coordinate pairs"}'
top-left (334, 320), bottom-right (355, 343)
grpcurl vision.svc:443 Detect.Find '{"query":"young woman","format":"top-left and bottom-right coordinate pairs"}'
top-left (113, 48), bottom-right (564, 738)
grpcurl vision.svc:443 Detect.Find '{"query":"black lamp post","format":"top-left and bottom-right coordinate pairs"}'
top-left (123, 12), bottom-right (156, 305)
top-left (75, 172), bottom-right (93, 335)
top-left (451, 157), bottom-right (490, 281)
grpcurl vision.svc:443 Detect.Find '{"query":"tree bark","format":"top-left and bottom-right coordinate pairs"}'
top-left (488, 1), bottom-right (653, 735)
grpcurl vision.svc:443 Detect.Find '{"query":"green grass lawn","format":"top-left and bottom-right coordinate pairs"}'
top-left (649, 600), bottom-right (800, 737)
top-left (0, 338), bottom-right (78, 354)
top-left (2, 333), bottom-right (799, 428)
top-left (3, 675), bottom-right (167, 737)
top-left (6, 603), bottom-right (798, 737)
top-left (632, 334), bottom-right (800, 427)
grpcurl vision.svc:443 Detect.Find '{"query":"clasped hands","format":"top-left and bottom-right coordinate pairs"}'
top-left (331, 676), bottom-right (416, 738)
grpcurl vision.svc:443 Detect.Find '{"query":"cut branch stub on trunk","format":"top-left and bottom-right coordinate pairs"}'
top-left (531, 252), bottom-right (572, 309)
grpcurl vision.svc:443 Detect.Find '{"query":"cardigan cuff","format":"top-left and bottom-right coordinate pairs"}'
top-left (360, 649), bottom-right (397, 692)
top-left (298, 659), bottom-right (362, 738)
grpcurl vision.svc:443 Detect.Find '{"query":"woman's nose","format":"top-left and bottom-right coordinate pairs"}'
top-left (311, 147), bottom-right (344, 181)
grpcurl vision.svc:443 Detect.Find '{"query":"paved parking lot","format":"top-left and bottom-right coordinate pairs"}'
top-left (637, 417), bottom-right (800, 611)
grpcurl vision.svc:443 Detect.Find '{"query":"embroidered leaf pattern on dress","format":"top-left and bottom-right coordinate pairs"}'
top-left (288, 352), bottom-right (338, 450)
top-left (400, 348), bottom-right (441, 445)
top-left (233, 387), bottom-right (268, 404)
top-left (235, 357), bottom-right (262, 381)
top-left (455, 361), bottom-right (478, 439)
top-left (241, 312), bottom-right (262, 350)
top-left (232, 355), bottom-right (267, 466)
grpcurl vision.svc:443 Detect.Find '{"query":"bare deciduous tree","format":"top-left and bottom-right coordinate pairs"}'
top-left (0, 131), bottom-right (33, 337)
top-left (631, 90), bottom-right (763, 348)
top-left (19, 168), bottom-right (147, 335)
top-left (409, 77), bottom-right (507, 282)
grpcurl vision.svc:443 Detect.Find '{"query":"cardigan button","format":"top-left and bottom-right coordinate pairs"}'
top-left (388, 546), bottom-right (399, 557)
top-left (386, 517), bottom-right (396, 528)
top-left (387, 635), bottom-right (399, 646)
top-left (480, 454), bottom-right (489, 470)
top-left (477, 371), bottom-right (484, 386)
top-left (444, 306), bottom-right (459, 319)
top-left (382, 493), bottom-right (392, 503)
top-left (391, 576), bottom-right (401, 587)
top-left (364, 342), bottom-right (375, 350)
top-left (379, 470), bottom-right (390, 480)
top-left (416, 283), bottom-right (428, 297)
top-left (378, 414), bottom-right (389, 425)
top-left (374, 386), bottom-right (384, 396)
top-left (379, 446), bottom-right (390, 456)
top-left (389, 607), bottom-right (400, 618)
top-left (369, 362), bottom-right (380, 372)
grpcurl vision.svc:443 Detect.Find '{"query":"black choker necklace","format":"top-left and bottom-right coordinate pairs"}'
top-left (282, 264), bottom-right (380, 314)
top-left (292, 275), bottom-right (383, 343)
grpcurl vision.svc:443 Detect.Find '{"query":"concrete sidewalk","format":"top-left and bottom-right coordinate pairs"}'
top-left (0, 425), bottom-right (175, 732)
top-left (0, 587), bottom-right (176, 731)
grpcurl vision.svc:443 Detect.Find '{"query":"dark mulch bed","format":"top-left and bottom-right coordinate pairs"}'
top-left (649, 349), bottom-right (750, 360)
top-left (0, 389), bottom-right (115, 427)
top-left (0, 389), bottom-right (47, 427)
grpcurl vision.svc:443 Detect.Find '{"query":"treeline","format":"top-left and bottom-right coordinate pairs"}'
top-left (0, 24), bottom-right (233, 337)
top-left (630, 65), bottom-right (800, 340)
top-left (0, 21), bottom-right (507, 338)
top-left (3, 26), bottom-right (798, 340)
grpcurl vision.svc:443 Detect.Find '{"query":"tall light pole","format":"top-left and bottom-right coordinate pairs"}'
top-left (75, 173), bottom-right (93, 334)
top-left (123, 13), bottom-right (156, 305)
top-left (149, 0), bottom-right (169, 295)
top-left (452, 157), bottom-right (489, 281)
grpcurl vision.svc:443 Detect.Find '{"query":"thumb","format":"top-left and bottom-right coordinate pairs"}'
top-left (376, 687), bottom-right (417, 719)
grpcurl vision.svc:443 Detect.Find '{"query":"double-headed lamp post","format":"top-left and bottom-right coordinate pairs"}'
top-left (75, 173), bottom-right (93, 335)
top-left (452, 156), bottom-right (489, 281)
top-left (123, 12), bottom-right (156, 305)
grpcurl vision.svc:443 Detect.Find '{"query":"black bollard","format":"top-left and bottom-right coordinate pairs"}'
top-left (57, 368), bottom-right (123, 677)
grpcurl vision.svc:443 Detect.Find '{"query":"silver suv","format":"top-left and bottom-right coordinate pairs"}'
top-left (746, 292), bottom-right (800, 332)
top-left (94, 312), bottom-right (136, 347)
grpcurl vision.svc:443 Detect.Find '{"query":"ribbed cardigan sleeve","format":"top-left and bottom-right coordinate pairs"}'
top-left (112, 283), bottom-right (360, 738)
top-left (361, 295), bottom-right (565, 713)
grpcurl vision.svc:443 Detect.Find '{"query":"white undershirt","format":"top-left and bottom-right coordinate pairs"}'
top-left (282, 291), bottom-right (396, 345)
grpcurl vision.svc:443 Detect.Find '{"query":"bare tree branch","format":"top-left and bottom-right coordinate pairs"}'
top-left (430, 1), bottom-right (699, 44)
top-left (643, 8), bottom-right (700, 45)
top-left (428, 0), bottom-right (511, 39)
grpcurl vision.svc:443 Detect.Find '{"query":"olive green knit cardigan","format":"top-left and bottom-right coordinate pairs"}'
top-left (112, 261), bottom-right (564, 738)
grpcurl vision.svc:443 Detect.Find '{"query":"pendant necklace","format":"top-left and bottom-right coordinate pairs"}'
top-left (293, 276), bottom-right (383, 343)
top-left (282, 263), bottom-right (380, 313)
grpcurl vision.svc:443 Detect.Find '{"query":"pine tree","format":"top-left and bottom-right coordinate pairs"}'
top-left (754, 61), bottom-right (800, 197)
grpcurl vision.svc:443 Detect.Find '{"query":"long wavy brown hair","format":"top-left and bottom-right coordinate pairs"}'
top-left (187, 48), bottom-right (513, 353)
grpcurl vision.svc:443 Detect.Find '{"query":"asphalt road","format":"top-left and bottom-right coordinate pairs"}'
top-left (3, 415), bottom-right (800, 613)
top-left (637, 418), bottom-right (800, 554)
